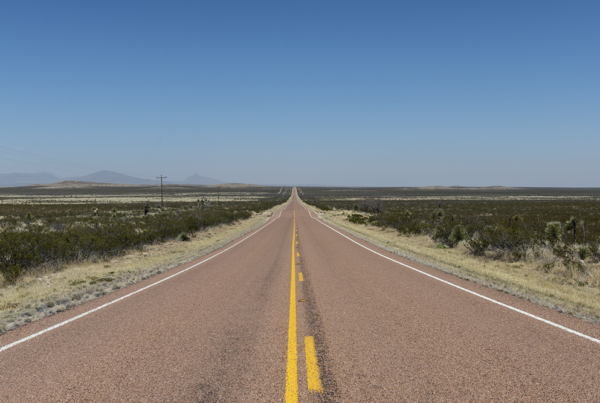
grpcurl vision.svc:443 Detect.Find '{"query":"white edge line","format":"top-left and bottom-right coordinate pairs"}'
top-left (299, 202), bottom-right (600, 345)
top-left (0, 204), bottom-right (289, 353)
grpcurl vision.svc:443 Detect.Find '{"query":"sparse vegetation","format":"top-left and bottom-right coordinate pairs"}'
top-left (300, 186), bottom-right (600, 320)
top-left (578, 245), bottom-right (591, 260)
top-left (448, 224), bottom-right (467, 247)
top-left (545, 222), bottom-right (562, 243)
top-left (302, 189), bottom-right (600, 264)
top-left (0, 187), bottom-right (290, 283)
top-left (348, 214), bottom-right (367, 224)
top-left (1, 189), bottom-right (290, 333)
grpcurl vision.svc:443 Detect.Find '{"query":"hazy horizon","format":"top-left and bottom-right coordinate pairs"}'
top-left (1, 1), bottom-right (598, 187)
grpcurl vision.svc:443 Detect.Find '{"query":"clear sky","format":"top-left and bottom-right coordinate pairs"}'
top-left (1, 1), bottom-right (599, 186)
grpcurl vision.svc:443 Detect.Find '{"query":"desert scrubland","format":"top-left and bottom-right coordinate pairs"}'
top-left (299, 186), bottom-right (600, 322)
top-left (0, 184), bottom-right (291, 333)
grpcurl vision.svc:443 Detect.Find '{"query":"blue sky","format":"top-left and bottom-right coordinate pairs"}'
top-left (1, 1), bottom-right (599, 186)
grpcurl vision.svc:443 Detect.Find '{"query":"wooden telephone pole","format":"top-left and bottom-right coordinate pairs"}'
top-left (157, 175), bottom-right (167, 206)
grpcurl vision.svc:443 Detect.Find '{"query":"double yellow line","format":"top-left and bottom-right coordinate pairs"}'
top-left (285, 210), bottom-right (323, 402)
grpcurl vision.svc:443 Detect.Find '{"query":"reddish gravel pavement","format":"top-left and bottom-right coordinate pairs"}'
top-left (2, 189), bottom-right (600, 402)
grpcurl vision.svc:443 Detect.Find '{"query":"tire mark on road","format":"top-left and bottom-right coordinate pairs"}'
top-left (299, 265), bottom-right (340, 402)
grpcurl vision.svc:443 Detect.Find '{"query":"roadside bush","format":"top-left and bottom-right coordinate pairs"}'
top-left (304, 200), bottom-right (331, 211)
top-left (0, 197), bottom-right (286, 283)
top-left (466, 232), bottom-right (490, 256)
top-left (356, 197), bottom-right (386, 213)
top-left (298, 188), bottom-right (600, 266)
top-left (552, 244), bottom-right (585, 276)
top-left (348, 214), bottom-right (367, 224)
top-left (448, 225), bottom-right (467, 247)
top-left (433, 223), bottom-right (453, 247)
top-left (545, 222), bottom-right (562, 244)
top-left (578, 245), bottom-right (591, 261)
top-left (565, 217), bottom-right (580, 243)
top-left (431, 209), bottom-right (444, 220)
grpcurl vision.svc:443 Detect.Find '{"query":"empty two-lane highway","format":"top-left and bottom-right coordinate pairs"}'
top-left (2, 189), bottom-right (600, 402)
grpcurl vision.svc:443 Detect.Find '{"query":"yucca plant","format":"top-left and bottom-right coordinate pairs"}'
top-left (565, 217), bottom-right (580, 242)
top-left (578, 245), bottom-right (591, 261)
top-left (449, 224), bottom-right (467, 247)
top-left (545, 222), bottom-right (562, 244)
top-left (431, 209), bottom-right (444, 220)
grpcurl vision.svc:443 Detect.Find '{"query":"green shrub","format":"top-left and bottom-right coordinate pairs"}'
top-left (348, 214), bottom-right (367, 224)
top-left (565, 217), bottom-right (580, 242)
top-left (431, 209), bottom-right (444, 220)
top-left (0, 264), bottom-right (22, 284)
top-left (178, 232), bottom-right (191, 242)
top-left (0, 196), bottom-right (286, 282)
top-left (466, 233), bottom-right (490, 256)
top-left (297, 188), bottom-right (600, 262)
top-left (308, 201), bottom-right (331, 211)
top-left (578, 245), bottom-right (591, 260)
top-left (545, 222), bottom-right (562, 243)
top-left (448, 225), bottom-right (467, 247)
top-left (88, 276), bottom-right (113, 285)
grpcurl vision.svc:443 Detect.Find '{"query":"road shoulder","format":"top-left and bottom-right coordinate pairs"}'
top-left (0, 200), bottom-right (289, 334)
top-left (299, 200), bottom-right (600, 324)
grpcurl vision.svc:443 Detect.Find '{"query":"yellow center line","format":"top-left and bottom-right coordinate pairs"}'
top-left (297, 252), bottom-right (299, 257)
top-left (299, 272), bottom-right (303, 282)
top-left (285, 210), bottom-right (298, 402)
top-left (304, 336), bottom-right (324, 393)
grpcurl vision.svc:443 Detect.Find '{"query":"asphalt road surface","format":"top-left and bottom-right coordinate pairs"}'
top-left (2, 189), bottom-right (600, 402)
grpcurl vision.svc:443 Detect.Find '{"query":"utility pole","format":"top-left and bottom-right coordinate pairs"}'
top-left (217, 185), bottom-right (220, 206)
top-left (157, 175), bottom-right (167, 206)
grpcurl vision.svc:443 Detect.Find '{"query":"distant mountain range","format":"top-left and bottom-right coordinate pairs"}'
top-left (0, 172), bottom-right (60, 187)
top-left (0, 171), bottom-right (223, 187)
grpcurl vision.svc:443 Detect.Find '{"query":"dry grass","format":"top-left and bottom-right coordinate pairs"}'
top-left (324, 195), bottom-right (600, 201)
top-left (0, 202), bottom-right (287, 333)
top-left (302, 203), bottom-right (600, 322)
top-left (0, 193), bottom-right (272, 205)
